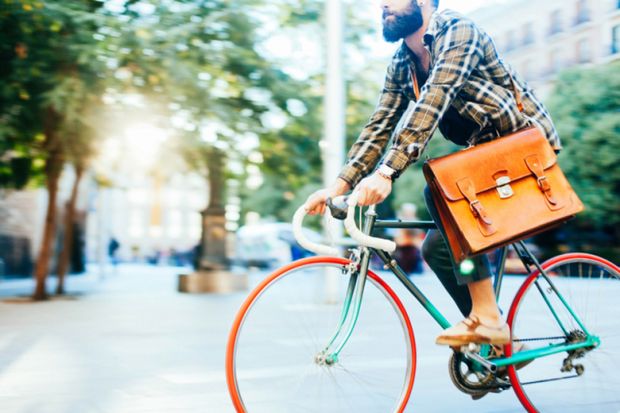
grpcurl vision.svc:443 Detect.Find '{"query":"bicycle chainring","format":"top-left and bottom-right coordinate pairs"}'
top-left (448, 350), bottom-right (510, 397)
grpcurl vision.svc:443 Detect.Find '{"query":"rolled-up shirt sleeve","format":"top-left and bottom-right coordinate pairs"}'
top-left (338, 60), bottom-right (409, 187)
top-left (380, 20), bottom-right (483, 175)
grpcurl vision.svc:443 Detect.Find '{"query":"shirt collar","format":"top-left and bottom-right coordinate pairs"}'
top-left (423, 10), bottom-right (442, 46)
top-left (398, 10), bottom-right (448, 67)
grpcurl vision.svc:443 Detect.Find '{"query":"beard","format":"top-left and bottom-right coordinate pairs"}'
top-left (382, 2), bottom-right (424, 43)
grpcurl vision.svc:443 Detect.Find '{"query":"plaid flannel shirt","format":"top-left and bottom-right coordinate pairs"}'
top-left (339, 9), bottom-right (561, 187)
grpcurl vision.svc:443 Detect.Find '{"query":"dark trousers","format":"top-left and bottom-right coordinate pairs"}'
top-left (421, 187), bottom-right (494, 317)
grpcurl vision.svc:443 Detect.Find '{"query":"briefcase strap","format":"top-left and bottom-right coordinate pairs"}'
top-left (456, 178), bottom-right (497, 235)
top-left (524, 155), bottom-right (558, 205)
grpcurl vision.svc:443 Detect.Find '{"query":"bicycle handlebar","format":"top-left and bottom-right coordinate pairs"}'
top-left (292, 192), bottom-right (397, 256)
top-left (292, 206), bottom-right (340, 256)
top-left (343, 192), bottom-right (397, 253)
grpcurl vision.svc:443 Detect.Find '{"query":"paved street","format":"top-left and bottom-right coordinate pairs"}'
top-left (0, 263), bottom-right (617, 413)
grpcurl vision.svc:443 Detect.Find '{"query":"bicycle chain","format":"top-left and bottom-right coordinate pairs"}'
top-left (513, 336), bottom-right (566, 342)
top-left (521, 374), bottom-right (580, 386)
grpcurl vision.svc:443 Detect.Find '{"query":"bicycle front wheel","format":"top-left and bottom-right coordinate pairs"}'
top-left (506, 253), bottom-right (620, 413)
top-left (226, 256), bottom-right (416, 413)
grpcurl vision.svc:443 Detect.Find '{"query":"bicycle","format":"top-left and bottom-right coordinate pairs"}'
top-left (225, 193), bottom-right (620, 412)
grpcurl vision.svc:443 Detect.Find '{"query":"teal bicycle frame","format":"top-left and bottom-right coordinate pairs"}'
top-left (318, 207), bottom-right (601, 374)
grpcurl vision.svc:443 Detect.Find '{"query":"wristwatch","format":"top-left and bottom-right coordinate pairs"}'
top-left (376, 164), bottom-right (396, 181)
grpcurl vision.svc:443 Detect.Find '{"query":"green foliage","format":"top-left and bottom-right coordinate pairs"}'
top-left (0, 0), bottom-right (108, 186)
top-left (544, 62), bottom-right (620, 257)
top-left (246, 0), bottom-right (388, 221)
top-left (103, 0), bottom-right (325, 219)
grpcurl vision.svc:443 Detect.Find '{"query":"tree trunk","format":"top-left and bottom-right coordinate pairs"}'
top-left (55, 165), bottom-right (83, 295)
top-left (33, 110), bottom-right (64, 301)
top-left (33, 160), bottom-right (62, 300)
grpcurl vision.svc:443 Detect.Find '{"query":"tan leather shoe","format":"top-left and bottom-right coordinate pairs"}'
top-left (436, 315), bottom-right (510, 346)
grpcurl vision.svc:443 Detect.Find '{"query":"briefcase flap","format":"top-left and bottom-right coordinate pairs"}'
top-left (424, 128), bottom-right (557, 202)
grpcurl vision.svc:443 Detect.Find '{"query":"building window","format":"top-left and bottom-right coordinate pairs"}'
top-left (522, 23), bottom-right (535, 46)
top-left (613, 25), bottom-right (620, 55)
top-left (576, 38), bottom-right (590, 63)
top-left (575, 0), bottom-right (590, 25)
top-left (549, 49), bottom-right (563, 74)
top-left (549, 10), bottom-right (562, 36)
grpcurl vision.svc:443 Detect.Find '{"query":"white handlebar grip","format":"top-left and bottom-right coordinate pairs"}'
top-left (343, 192), bottom-right (397, 253)
top-left (293, 206), bottom-right (340, 256)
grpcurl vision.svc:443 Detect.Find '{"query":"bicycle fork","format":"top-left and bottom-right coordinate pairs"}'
top-left (315, 248), bottom-right (372, 366)
top-left (315, 215), bottom-right (377, 366)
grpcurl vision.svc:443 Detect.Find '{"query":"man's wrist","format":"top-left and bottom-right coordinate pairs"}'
top-left (375, 164), bottom-right (396, 181)
top-left (329, 177), bottom-right (351, 195)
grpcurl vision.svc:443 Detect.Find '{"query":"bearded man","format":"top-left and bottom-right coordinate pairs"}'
top-left (305, 0), bottom-right (560, 347)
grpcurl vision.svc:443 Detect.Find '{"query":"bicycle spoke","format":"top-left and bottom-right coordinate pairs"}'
top-left (228, 259), bottom-right (415, 413)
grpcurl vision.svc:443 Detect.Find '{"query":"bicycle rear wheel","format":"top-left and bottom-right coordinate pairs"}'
top-left (226, 256), bottom-right (416, 413)
top-left (506, 253), bottom-right (620, 413)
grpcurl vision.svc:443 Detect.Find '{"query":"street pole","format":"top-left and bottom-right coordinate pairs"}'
top-left (177, 148), bottom-right (247, 293)
top-left (323, 0), bottom-right (345, 303)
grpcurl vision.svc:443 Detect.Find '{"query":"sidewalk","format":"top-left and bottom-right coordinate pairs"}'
top-left (0, 270), bottom-right (101, 299)
top-left (0, 264), bottom-right (525, 413)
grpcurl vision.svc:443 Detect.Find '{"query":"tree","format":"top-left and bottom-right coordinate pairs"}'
top-left (0, 0), bottom-right (108, 299)
top-left (544, 62), bottom-right (620, 258)
top-left (55, 102), bottom-right (100, 295)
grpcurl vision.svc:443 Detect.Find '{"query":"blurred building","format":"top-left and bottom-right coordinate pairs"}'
top-left (86, 172), bottom-right (208, 265)
top-left (0, 191), bottom-right (43, 276)
top-left (471, 0), bottom-right (620, 96)
top-left (0, 167), bottom-right (86, 276)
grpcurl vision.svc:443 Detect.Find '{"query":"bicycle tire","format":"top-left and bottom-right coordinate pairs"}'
top-left (226, 256), bottom-right (417, 413)
top-left (505, 253), bottom-right (620, 413)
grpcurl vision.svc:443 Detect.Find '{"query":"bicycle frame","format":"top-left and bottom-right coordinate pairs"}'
top-left (320, 207), bottom-right (601, 372)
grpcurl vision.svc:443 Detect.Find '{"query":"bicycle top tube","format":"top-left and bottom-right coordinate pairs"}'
top-left (373, 219), bottom-right (437, 230)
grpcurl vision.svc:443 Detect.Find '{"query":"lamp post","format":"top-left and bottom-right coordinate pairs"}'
top-left (322, 0), bottom-right (345, 303)
top-left (178, 148), bottom-right (247, 293)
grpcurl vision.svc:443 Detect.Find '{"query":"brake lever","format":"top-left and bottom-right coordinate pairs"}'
top-left (326, 196), bottom-right (349, 220)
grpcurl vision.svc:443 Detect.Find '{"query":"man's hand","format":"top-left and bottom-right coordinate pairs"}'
top-left (304, 178), bottom-right (351, 216)
top-left (356, 172), bottom-right (392, 206)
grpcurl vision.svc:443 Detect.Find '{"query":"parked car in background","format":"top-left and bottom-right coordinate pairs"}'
top-left (233, 223), bottom-right (323, 269)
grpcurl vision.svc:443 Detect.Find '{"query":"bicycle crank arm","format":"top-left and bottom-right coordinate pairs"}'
top-left (462, 350), bottom-right (498, 374)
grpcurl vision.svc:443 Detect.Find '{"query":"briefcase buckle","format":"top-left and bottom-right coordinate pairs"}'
top-left (496, 176), bottom-right (513, 199)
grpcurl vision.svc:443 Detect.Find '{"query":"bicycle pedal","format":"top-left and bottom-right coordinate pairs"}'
top-left (495, 378), bottom-right (511, 389)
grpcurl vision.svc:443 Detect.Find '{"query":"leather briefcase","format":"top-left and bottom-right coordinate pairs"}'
top-left (422, 127), bottom-right (584, 262)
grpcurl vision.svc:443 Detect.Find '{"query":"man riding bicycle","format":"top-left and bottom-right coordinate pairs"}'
top-left (304, 0), bottom-right (561, 347)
